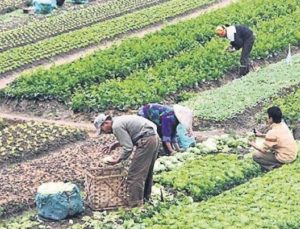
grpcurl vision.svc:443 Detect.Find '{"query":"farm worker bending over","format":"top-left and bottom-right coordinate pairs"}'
top-left (249, 106), bottom-right (298, 171)
top-left (216, 24), bottom-right (255, 76)
top-left (137, 103), bottom-right (193, 156)
top-left (94, 114), bottom-right (160, 208)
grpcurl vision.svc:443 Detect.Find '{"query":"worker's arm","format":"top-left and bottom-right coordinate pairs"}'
top-left (230, 40), bottom-right (242, 50)
top-left (249, 130), bottom-right (277, 154)
top-left (255, 130), bottom-right (266, 138)
top-left (113, 126), bottom-right (134, 161)
top-left (171, 134), bottom-right (183, 152)
top-left (229, 28), bottom-right (244, 50)
top-left (165, 142), bottom-right (176, 155)
top-left (101, 141), bottom-right (120, 154)
top-left (173, 142), bottom-right (184, 152)
top-left (226, 45), bottom-right (237, 52)
top-left (161, 115), bottom-right (179, 155)
top-left (248, 141), bottom-right (266, 154)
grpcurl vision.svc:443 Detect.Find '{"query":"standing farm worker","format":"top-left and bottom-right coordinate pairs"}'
top-left (94, 114), bottom-right (160, 208)
top-left (249, 106), bottom-right (298, 171)
top-left (137, 103), bottom-right (194, 156)
top-left (216, 24), bottom-right (255, 76)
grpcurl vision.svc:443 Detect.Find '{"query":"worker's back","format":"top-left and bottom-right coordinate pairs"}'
top-left (235, 25), bottom-right (253, 41)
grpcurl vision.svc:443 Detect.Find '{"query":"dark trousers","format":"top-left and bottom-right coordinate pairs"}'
top-left (240, 36), bottom-right (255, 76)
top-left (253, 151), bottom-right (283, 171)
top-left (127, 135), bottom-right (160, 206)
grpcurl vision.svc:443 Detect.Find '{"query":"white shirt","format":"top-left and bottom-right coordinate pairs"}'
top-left (226, 26), bottom-right (236, 42)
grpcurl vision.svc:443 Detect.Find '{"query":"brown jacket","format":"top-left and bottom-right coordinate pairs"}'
top-left (263, 122), bottom-right (298, 163)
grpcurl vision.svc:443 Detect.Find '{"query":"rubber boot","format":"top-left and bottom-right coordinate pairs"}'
top-left (239, 65), bottom-right (249, 76)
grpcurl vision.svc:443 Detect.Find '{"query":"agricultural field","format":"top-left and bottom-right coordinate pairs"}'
top-left (184, 53), bottom-right (300, 121)
top-left (0, 0), bottom-right (218, 75)
top-left (0, 0), bottom-right (300, 228)
top-left (0, 0), bottom-right (27, 14)
top-left (0, 120), bottom-right (86, 165)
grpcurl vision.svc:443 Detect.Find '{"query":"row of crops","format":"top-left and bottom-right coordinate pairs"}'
top-left (70, 8), bottom-right (300, 111)
top-left (267, 88), bottom-right (300, 123)
top-left (184, 53), bottom-right (300, 121)
top-left (0, 120), bottom-right (86, 165)
top-left (155, 154), bottom-right (261, 201)
top-left (0, 0), bottom-right (216, 75)
top-left (0, 0), bottom-right (169, 51)
top-left (3, 0), bottom-right (299, 112)
top-left (143, 153), bottom-right (300, 228)
top-left (0, 0), bottom-right (25, 13)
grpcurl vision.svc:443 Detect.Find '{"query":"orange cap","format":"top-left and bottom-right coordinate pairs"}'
top-left (215, 26), bottom-right (226, 37)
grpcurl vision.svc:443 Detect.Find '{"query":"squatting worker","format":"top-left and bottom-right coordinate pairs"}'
top-left (216, 24), bottom-right (255, 76)
top-left (249, 106), bottom-right (298, 171)
top-left (137, 103), bottom-right (193, 156)
top-left (94, 114), bottom-right (160, 208)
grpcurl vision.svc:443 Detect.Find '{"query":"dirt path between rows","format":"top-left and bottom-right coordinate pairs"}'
top-left (0, 0), bottom-right (233, 90)
top-left (0, 111), bottom-right (95, 136)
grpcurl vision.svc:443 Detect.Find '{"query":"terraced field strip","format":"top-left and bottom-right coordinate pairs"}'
top-left (143, 147), bottom-right (300, 228)
top-left (0, 121), bottom-right (86, 165)
top-left (184, 53), bottom-right (300, 121)
top-left (156, 154), bottom-right (261, 201)
top-left (3, 0), bottom-right (298, 107)
top-left (262, 87), bottom-right (300, 123)
top-left (0, 0), bottom-right (25, 14)
top-left (0, 112), bottom-right (94, 134)
top-left (0, 0), bottom-right (218, 75)
top-left (69, 7), bottom-right (300, 111)
top-left (0, 0), bottom-right (169, 51)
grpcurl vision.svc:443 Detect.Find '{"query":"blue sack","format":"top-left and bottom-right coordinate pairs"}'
top-left (33, 0), bottom-right (56, 14)
top-left (176, 124), bottom-right (196, 150)
top-left (35, 182), bottom-right (84, 221)
top-left (72, 0), bottom-right (89, 4)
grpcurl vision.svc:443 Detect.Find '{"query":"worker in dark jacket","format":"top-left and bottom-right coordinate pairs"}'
top-left (216, 24), bottom-right (255, 76)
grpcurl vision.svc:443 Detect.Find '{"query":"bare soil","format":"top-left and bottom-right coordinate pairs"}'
top-left (0, 136), bottom-right (119, 218)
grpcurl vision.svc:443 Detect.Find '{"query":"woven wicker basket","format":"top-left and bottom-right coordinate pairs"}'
top-left (85, 164), bottom-right (128, 210)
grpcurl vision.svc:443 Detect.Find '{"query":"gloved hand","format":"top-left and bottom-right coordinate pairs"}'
top-left (226, 46), bottom-right (236, 53)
